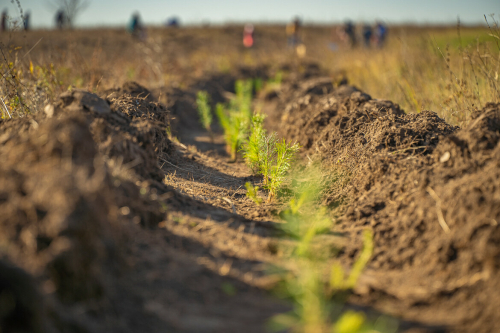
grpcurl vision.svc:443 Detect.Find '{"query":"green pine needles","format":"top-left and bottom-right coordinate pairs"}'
top-left (234, 79), bottom-right (253, 119)
top-left (205, 79), bottom-right (299, 201)
top-left (245, 182), bottom-right (263, 205)
top-left (242, 114), bottom-right (300, 202)
top-left (268, 169), bottom-right (381, 333)
top-left (267, 139), bottom-right (300, 201)
top-left (196, 91), bottom-right (214, 142)
top-left (242, 113), bottom-right (266, 173)
top-left (214, 79), bottom-right (255, 161)
top-left (215, 102), bottom-right (247, 161)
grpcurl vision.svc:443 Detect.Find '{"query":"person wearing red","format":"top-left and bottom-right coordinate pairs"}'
top-left (243, 23), bottom-right (254, 48)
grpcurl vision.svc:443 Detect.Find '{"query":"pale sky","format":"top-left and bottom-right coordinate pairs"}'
top-left (3, 0), bottom-right (500, 28)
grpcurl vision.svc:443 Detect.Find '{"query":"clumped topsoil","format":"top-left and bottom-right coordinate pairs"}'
top-left (264, 70), bottom-right (500, 332)
top-left (0, 83), bottom-right (172, 332)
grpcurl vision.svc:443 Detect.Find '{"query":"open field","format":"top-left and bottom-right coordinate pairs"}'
top-left (0, 24), bottom-right (500, 333)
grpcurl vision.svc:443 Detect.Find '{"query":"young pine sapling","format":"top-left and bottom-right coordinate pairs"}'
top-left (215, 103), bottom-right (246, 162)
top-left (241, 113), bottom-right (266, 174)
top-left (196, 91), bottom-right (214, 143)
top-left (245, 182), bottom-right (263, 205)
top-left (264, 138), bottom-right (300, 202)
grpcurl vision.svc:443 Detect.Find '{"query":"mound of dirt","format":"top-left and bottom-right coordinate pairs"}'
top-left (264, 76), bottom-right (457, 203)
top-left (0, 260), bottom-right (45, 333)
top-left (343, 103), bottom-right (500, 332)
top-left (269, 76), bottom-right (456, 156)
top-left (263, 71), bottom-right (500, 331)
top-left (0, 111), bottom-right (125, 331)
top-left (0, 84), bottom-right (171, 332)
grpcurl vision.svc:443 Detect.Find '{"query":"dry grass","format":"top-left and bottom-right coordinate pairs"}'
top-left (320, 23), bottom-right (500, 126)
top-left (1, 22), bottom-right (498, 125)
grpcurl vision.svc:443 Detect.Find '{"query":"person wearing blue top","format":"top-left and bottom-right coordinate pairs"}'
top-left (375, 21), bottom-right (387, 48)
top-left (128, 12), bottom-right (144, 39)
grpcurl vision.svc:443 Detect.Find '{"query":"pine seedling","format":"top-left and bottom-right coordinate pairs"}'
top-left (241, 113), bottom-right (266, 174)
top-left (270, 196), bottom-right (375, 333)
top-left (196, 91), bottom-right (214, 142)
top-left (258, 132), bottom-right (279, 188)
top-left (265, 71), bottom-right (283, 93)
top-left (272, 71), bottom-right (283, 85)
top-left (246, 130), bottom-right (299, 202)
top-left (215, 103), bottom-right (246, 161)
top-left (234, 79), bottom-right (253, 121)
top-left (265, 139), bottom-right (300, 202)
top-left (254, 78), bottom-right (263, 94)
top-left (245, 182), bottom-right (263, 205)
top-left (329, 229), bottom-right (373, 291)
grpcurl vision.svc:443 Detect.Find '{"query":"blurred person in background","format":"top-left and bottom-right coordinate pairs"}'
top-left (128, 12), bottom-right (145, 40)
top-left (1, 10), bottom-right (8, 32)
top-left (166, 17), bottom-right (179, 27)
top-left (343, 20), bottom-right (357, 48)
top-left (55, 9), bottom-right (65, 29)
top-left (362, 23), bottom-right (372, 48)
top-left (23, 11), bottom-right (30, 31)
top-left (243, 23), bottom-right (254, 48)
top-left (375, 21), bottom-right (387, 48)
top-left (286, 17), bottom-right (301, 48)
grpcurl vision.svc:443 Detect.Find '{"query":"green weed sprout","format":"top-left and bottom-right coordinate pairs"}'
top-left (245, 182), bottom-right (262, 205)
top-left (215, 103), bottom-right (247, 161)
top-left (196, 91), bottom-right (214, 142)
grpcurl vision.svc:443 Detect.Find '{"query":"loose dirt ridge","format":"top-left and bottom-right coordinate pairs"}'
top-left (263, 67), bottom-right (500, 332)
top-left (0, 64), bottom-right (499, 332)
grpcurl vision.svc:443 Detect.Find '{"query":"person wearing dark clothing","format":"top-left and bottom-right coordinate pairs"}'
top-left (23, 11), bottom-right (30, 31)
top-left (344, 20), bottom-right (356, 48)
top-left (55, 10), bottom-right (65, 29)
top-left (128, 12), bottom-right (145, 40)
top-left (1, 10), bottom-right (8, 32)
top-left (166, 17), bottom-right (179, 27)
top-left (375, 21), bottom-right (387, 48)
top-left (362, 24), bottom-right (372, 48)
top-left (286, 17), bottom-right (301, 48)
